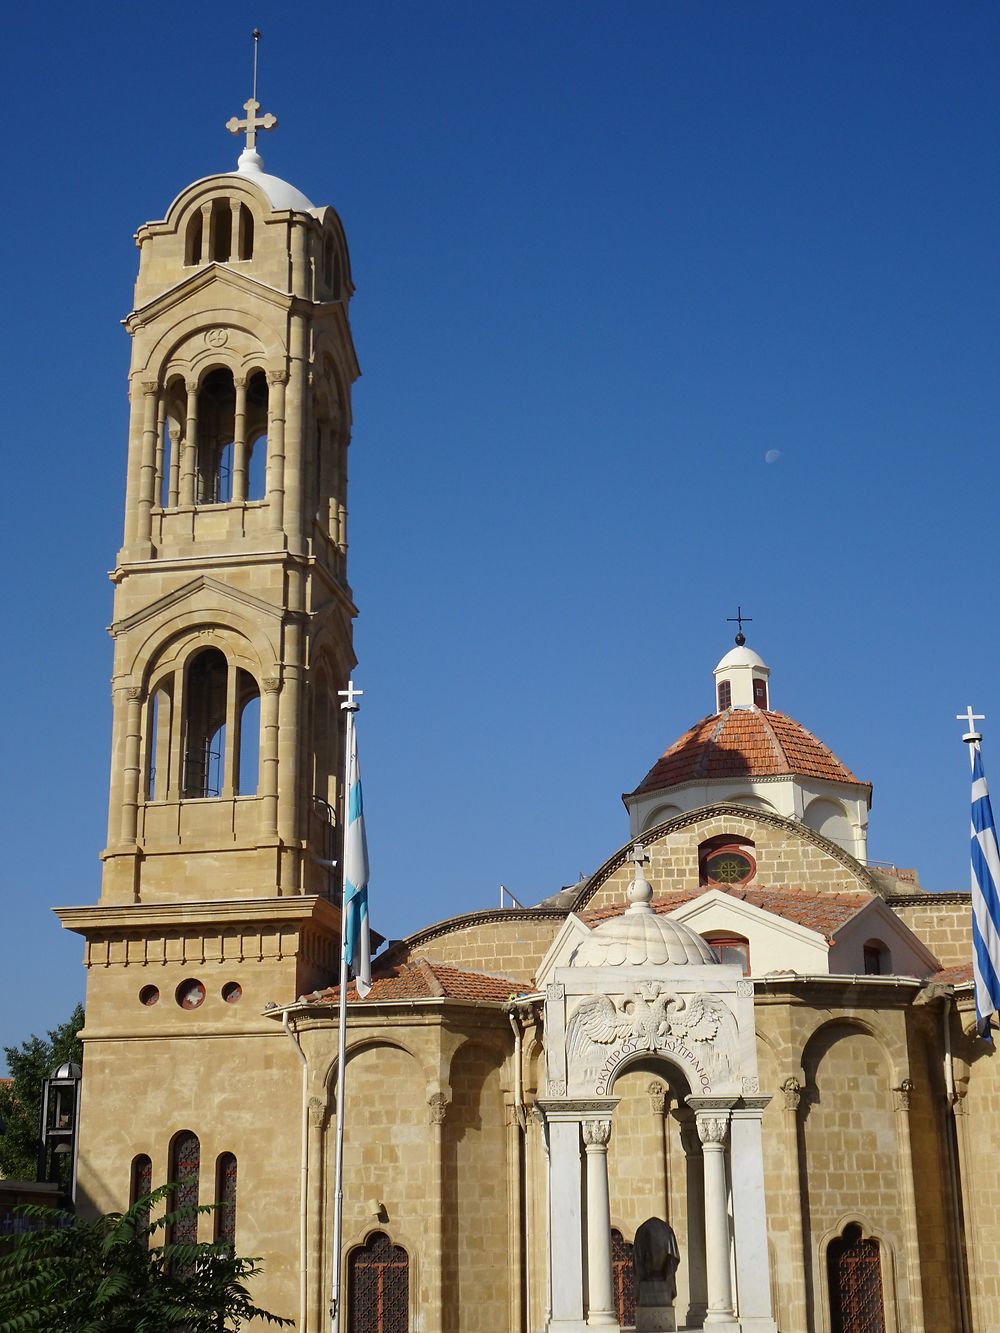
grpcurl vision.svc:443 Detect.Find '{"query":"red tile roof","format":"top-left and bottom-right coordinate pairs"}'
top-left (580, 886), bottom-right (873, 941)
top-left (931, 963), bottom-right (974, 986)
top-left (301, 958), bottom-right (525, 1006)
top-left (631, 709), bottom-right (867, 796)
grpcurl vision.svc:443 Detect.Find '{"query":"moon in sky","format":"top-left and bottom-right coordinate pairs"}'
top-left (764, 449), bottom-right (782, 464)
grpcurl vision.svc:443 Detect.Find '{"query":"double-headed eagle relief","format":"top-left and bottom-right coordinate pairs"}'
top-left (565, 982), bottom-right (738, 1089)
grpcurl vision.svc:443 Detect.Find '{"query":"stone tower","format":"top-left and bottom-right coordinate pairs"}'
top-left (57, 99), bottom-right (359, 1297)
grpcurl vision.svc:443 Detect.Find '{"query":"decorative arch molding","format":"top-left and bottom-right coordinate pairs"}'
top-left (815, 1213), bottom-right (900, 1333)
top-left (445, 1034), bottom-right (515, 1097)
top-left (160, 175), bottom-right (283, 232)
top-left (324, 1035), bottom-right (431, 1101)
top-left (574, 802), bottom-right (877, 914)
top-left (798, 1014), bottom-right (904, 1092)
top-left (130, 271), bottom-right (289, 373)
top-left (608, 1046), bottom-right (701, 1100)
top-left (142, 627), bottom-right (264, 697)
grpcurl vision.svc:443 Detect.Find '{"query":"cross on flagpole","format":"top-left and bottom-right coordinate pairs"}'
top-left (958, 706), bottom-right (986, 770)
top-left (339, 680), bottom-right (363, 712)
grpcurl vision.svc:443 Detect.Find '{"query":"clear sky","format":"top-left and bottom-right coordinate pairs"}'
top-left (2, 2), bottom-right (999, 1063)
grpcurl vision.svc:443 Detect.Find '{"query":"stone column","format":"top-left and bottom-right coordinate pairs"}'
top-left (778, 1077), bottom-right (808, 1332)
top-left (284, 317), bottom-right (307, 548)
top-left (695, 1110), bottom-right (738, 1331)
top-left (892, 1078), bottom-right (926, 1332)
top-left (167, 424), bottom-right (181, 507)
top-left (118, 686), bottom-right (145, 845)
top-left (305, 1096), bottom-right (327, 1333)
top-left (260, 676), bottom-right (280, 838)
top-left (506, 1102), bottom-right (526, 1333)
top-left (232, 376), bottom-right (248, 503)
top-left (180, 380), bottom-right (198, 507)
top-left (583, 1120), bottom-right (616, 1327)
top-left (136, 381), bottom-right (159, 544)
top-left (730, 1097), bottom-right (778, 1331)
top-left (221, 663), bottom-right (239, 799)
top-left (266, 370), bottom-right (287, 530)
top-left (425, 1092), bottom-right (448, 1333)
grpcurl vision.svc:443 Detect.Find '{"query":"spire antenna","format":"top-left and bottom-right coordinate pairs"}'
top-left (226, 28), bottom-right (278, 159)
top-left (726, 606), bottom-right (752, 647)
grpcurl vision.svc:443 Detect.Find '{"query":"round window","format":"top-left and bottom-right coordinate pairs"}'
top-left (221, 981), bottom-right (243, 1004)
top-left (175, 979), bottom-right (206, 1010)
top-left (139, 985), bottom-right (160, 1007)
top-left (703, 846), bottom-right (755, 886)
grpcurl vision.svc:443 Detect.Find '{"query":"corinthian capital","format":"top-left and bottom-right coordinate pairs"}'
top-left (582, 1119), bottom-right (612, 1149)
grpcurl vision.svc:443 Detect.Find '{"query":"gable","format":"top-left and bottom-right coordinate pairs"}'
top-left (668, 890), bottom-right (833, 976)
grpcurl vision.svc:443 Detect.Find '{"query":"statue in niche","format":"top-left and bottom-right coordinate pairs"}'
top-left (633, 1216), bottom-right (680, 1332)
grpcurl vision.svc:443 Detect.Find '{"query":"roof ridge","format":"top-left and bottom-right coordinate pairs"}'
top-left (754, 710), bottom-right (793, 773)
top-left (414, 957), bottom-right (446, 997)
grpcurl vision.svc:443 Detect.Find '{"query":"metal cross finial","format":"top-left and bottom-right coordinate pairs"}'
top-left (727, 606), bottom-right (752, 647)
top-left (226, 30), bottom-right (278, 151)
top-left (339, 680), bottom-right (364, 712)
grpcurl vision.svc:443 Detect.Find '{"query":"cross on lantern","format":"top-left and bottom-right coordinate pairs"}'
top-left (226, 98), bottom-right (278, 152)
top-left (727, 606), bottom-right (752, 645)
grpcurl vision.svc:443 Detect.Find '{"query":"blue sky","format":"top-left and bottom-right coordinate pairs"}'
top-left (2, 2), bottom-right (999, 1062)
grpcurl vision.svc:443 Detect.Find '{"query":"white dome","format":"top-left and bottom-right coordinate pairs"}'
top-left (571, 907), bottom-right (718, 968)
top-left (715, 644), bottom-right (768, 672)
top-left (229, 148), bottom-right (315, 211)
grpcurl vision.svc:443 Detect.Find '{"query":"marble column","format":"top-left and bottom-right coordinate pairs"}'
top-left (679, 1117), bottom-right (707, 1327)
top-left (696, 1111), bottom-right (738, 1330)
top-left (583, 1120), bottom-right (617, 1327)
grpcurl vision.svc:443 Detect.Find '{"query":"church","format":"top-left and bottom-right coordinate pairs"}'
top-left (54, 93), bottom-right (1000, 1333)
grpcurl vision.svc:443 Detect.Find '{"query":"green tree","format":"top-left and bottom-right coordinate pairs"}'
top-left (0, 1185), bottom-right (293, 1332)
top-left (0, 1005), bottom-right (84, 1184)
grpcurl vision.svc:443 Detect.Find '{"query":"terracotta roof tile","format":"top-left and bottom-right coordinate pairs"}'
top-left (302, 958), bottom-right (524, 1006)
top-left (631, 709), bottom-right (866, 797)
top-left (580, 886), bottom-right (872, 941)
top-left (931, 963), bottom-right (974, 986)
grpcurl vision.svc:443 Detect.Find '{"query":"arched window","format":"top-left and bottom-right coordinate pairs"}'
top-left (863, 940), bottom-right (891, 976)
top-left (237, 204), bottom-right (254, 260)
top-left (209, 198), bottom-right (232, 262)
top-left (245, 370), bottom-right (269, 501)
top-left (129, 1154), bottom-right (153, 1246)
top-left (167, 1131), bottom-right (200, 1246)
top-left (185, 211), bottom-right (203, 266)
top-left (699, 836), bottom-right (756, 887)
top-left (195, 369), bottom-right (236, 505)
top-left (827, 1222), bottom-right (886, 1333)
top-left (753, 677), bottom-right (768, 708)
top-left (610, 1229), bottom-right (636, 1328)
top-left (348, 1231), bottom-right (409, 1333)
top-left (704, 932), bottom-right (751, 975)
top-left (214, 1152), bottom-right (237, 1246)
top-left (717, 680), bottom-right (732, 711)
top-left (183, 649), bottom-right (227, 798)
top-left (237, 679), bottom-right (260, 796)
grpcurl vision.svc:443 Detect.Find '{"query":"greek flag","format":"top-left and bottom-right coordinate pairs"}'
top-left (343, 717), bottom-right (371, 998)
top-left (971, 743), bottom-right (1000, 1039)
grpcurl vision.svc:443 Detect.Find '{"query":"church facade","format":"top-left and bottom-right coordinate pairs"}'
top-left (56, 108), bottom-right (1000, 1333)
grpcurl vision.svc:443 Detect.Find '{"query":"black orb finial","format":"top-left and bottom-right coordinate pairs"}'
top-left (735, 630), bottom-right (746, 646)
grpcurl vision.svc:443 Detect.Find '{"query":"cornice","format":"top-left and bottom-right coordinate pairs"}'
top-left (388, 907), bottom-right (567, 955)
top-left (125, 264), bottom-right (293, 332)
top-left (54, 896), bottom-right (341, 937)
top-left (886, 892), bottom-right (971, 906)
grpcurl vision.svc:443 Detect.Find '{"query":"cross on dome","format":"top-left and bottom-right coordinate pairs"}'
top-left (226, 31), bottom-right (277, 154)
top-left (627, 842), bottom-right (653, 909)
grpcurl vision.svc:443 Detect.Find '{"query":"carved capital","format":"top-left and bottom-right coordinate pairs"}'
top-left (582, 1119), bottom-right (612, 1149)
top-left (647, 1081), bottom-right (668, 1116)
top-left (262, 675), bottom-right (281, 694)
top-left (781, 1076), bottom-right (802, 1111)
top-left (696, 1115), bottom-right (729, 1147)
top-left (140, 379), bottom-right (159, 397)
top-left (427, 1092), bottom-right (448, 1125)
top-left (125, 686), bottom-right (145, 703)
top-left (307, 1096), bottom-right (326, 1129)
top-left (268, 368), bottom-right (288, 386)
top-left (892, 1078), bottom-right (914, 1113)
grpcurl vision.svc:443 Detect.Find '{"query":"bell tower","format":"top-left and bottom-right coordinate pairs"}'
top-left (103, 96), bottom-right (359, 909)
top-left (56, 92), bottom-right (361, 1275)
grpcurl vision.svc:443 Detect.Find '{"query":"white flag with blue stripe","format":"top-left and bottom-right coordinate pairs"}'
top-left (343, 716), bottom-right (371, 998)
top-left (971, 743), bottom-right (1000, 1038)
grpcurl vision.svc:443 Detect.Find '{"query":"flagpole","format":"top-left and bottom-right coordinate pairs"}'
top-left (330, 686), bottom-right (361, 1333)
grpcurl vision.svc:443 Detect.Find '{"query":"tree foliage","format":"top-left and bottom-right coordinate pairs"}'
top-left (0, 1005), bottom-right (84, 1184)
top-left (0, 1185), bottom-right (293, 1332)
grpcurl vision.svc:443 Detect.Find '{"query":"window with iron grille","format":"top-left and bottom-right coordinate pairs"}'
top-left (348, 1231), bottom-right (409, 1333)
top-left (827, 1223), bottom-right (886, 1333)
top-left (129, 1154), bottom-right (152, 1243)
top-left (610, 1229), bottom-right (636, 1327)
top-left (717, 680), bottom-right (732, 711)
top-left (167, 1130), bottom-right (200, 1245)
top-left (214, 1152), bottom-right (237, 1246)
